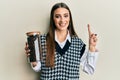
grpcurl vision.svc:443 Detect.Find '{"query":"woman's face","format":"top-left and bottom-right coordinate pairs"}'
top-left (53, 8), bottom-right (70, 31)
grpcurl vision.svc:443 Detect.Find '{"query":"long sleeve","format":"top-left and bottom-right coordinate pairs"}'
top-left (30, 61), bottom-right (41, 72)
top-left (80, 49), bottom-right (99, 75)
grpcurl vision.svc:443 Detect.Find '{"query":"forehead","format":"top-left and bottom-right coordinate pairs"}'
top-left (54, 8), bottom-right (69, 14)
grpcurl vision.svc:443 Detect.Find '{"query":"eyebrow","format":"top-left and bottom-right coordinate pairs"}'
top-left (54, 13), bottom-right (69, 15)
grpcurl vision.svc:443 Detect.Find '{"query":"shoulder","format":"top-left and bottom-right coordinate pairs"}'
top-left (40, 34), bottom-right (47, 39)
top-left (40, 34), bottom-right (47, 44)
top-left (40, 33), bottom-right (47, 37)
top-left (71, 36), bottom-right (85, 45)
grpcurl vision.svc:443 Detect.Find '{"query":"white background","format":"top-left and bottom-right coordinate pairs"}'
top-left (0, 0), bottom-right (120, 80)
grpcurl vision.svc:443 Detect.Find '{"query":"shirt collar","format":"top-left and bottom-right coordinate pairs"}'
top-left (55, 30), bottom-right (71, 43)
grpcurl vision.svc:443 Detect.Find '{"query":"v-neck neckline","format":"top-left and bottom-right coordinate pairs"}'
top-left (55, 40), bottom-right (71, 56)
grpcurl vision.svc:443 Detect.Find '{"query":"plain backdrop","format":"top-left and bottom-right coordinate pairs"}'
top-left (0, 0), bottom-right (120, 80)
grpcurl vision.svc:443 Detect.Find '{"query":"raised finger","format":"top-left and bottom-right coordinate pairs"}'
top-left (87, 24), bottom-right (92, 37)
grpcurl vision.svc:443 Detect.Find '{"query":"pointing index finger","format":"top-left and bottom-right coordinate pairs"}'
top-left (87, 24), bottom-right (92, 36)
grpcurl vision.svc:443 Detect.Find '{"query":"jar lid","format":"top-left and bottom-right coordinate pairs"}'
top-left (26, 31), bottom-right (40, 36)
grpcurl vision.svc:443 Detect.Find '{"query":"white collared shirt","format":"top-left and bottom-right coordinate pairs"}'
top-left (55, 30), bottom-right (71, 49)
top-left (31, 31), bottom-right (99, 75)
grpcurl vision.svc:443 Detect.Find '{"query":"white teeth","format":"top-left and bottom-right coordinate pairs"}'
top-left (59, 23), bottom-right (66, 27)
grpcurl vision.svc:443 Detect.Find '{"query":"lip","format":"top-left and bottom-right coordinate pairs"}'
top-left (59, 23), bottom-right (66, 27)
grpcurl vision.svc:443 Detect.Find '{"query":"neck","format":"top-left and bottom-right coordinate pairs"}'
top-left (55, 30), bottom-right (68, 43)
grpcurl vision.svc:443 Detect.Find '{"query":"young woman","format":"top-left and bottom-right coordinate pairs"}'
top-left (25, 2), bottom-right (98, 80)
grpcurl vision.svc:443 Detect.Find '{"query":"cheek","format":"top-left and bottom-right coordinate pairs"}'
top-left (68, 18), bottom-right (70, 22)
top-left (65, 17), bottom-right (70, 23)
top-left (54, 20), bottom-right (57, 25)
top-left (54, 19), bottom-right (59, 25)
top-left (53, 19), bottom-right (59, 27)
top-left (67, 19), bottom-right (70, 25)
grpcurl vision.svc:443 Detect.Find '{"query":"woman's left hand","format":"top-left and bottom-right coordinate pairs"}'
top-left (87, 24), bottom-right (98, 52)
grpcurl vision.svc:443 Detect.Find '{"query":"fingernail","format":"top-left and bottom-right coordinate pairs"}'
top-left (95, 34), bottom-right (97, 36)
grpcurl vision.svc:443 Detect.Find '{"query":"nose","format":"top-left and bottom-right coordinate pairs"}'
top-left (60, 16), bottom-right (64, 22)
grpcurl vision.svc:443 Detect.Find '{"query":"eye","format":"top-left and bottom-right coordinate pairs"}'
top-left (54, 15), bottom-right (60, 18)
top-left (64, 14), bottom-right (69, 18)
top-left (64, 15), bottom-right (68, 18)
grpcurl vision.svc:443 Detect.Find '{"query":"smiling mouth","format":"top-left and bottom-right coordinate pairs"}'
top-left (59, 23), bottom-right (66, 27)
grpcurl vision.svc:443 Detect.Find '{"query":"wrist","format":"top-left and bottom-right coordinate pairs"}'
top-left (89, 45), bottom-right (96, 52)
top-left (31, 62), bottom-right (37, 67)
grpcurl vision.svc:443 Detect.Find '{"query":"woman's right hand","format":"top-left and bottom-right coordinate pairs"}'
top-left (25, 42), bottom-right (37, 67)
top-left (25, 42), bottom-right (30, 57)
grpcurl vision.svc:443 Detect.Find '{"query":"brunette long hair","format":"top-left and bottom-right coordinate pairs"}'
top-left (46, 2), bottom-right (77, 67)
